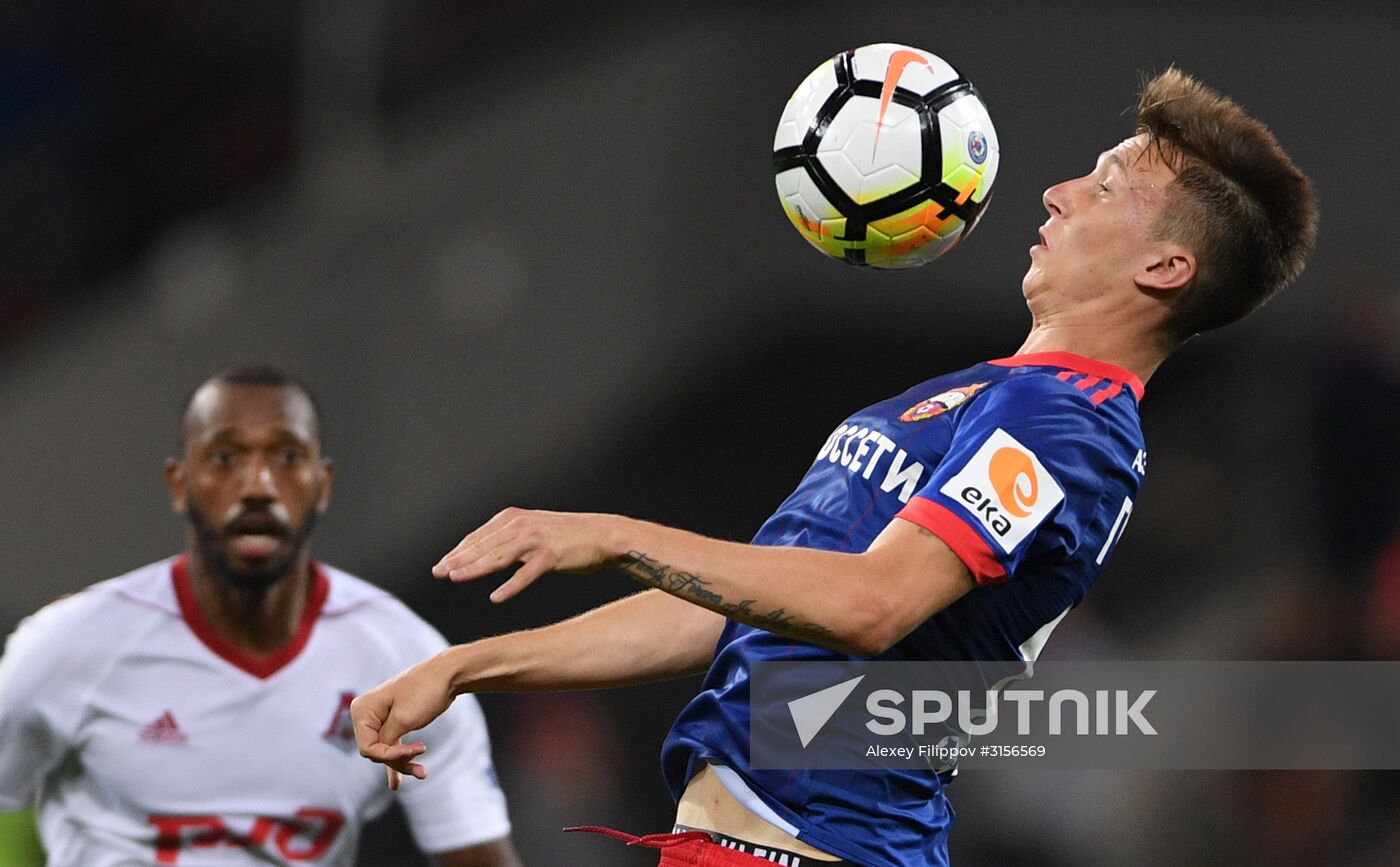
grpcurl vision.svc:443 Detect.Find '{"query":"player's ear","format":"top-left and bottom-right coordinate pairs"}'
top-left (1135, 244), bottom-right (1196, 294)
top-left (316, 459), bottom-right (334, 515)
top-left (164, 457), bottom-right (188, 515)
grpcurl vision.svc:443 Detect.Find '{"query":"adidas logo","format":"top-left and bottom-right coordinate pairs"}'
top-left (139, 711), bottom-right (188, 745)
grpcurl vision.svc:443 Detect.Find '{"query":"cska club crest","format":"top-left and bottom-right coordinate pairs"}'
top-left (900, 382), bottom-right (988, 422)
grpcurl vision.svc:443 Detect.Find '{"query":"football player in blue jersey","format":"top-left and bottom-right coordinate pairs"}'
top-left (351, 69), bottom-right (1316, 866)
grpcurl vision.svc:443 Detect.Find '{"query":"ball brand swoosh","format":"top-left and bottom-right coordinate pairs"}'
top-left (873, 49), bottom-right (932, 156)
top-left (989, 446), bottom-right (1038, 518)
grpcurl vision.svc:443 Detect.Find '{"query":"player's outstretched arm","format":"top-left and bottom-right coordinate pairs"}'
top-left (435, 507), bottom-right (974, 657)
top-left (352, 588), bottom-right (723, 784)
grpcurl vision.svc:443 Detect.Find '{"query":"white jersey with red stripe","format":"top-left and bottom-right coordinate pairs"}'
top-left (0, 556), bottom-right (511, 866)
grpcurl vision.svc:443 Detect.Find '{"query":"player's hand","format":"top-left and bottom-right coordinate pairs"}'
top-left (351, 653), bottom-right (457, 790)
top-left (432, 507), bottom-right (623, 603)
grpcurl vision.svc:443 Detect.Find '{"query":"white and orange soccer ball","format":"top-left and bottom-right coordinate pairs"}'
top-left (773, 43), bottom-right (999, 269)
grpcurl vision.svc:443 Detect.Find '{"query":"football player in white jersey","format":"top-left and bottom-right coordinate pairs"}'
top-left (0, 365), bottom-right (521, 867)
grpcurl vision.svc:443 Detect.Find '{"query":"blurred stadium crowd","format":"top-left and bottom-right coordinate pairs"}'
top-left (2, 1), bottom-right (1398, 864)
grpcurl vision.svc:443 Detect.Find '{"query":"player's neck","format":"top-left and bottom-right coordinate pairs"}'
top-left (1015, 320), bottom-right (1168, 388)
top-left (185, 549), bottom-right (314, 657)
top-left (1020, 279), bottom-right (1179, 386)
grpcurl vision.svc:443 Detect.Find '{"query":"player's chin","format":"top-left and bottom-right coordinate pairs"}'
top-left (221, 546), bottom-right (296, 588)
top-left (1019, 270), bottom-right (1041, 299)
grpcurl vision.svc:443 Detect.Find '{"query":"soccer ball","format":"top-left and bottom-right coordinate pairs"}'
top-left (773, 44), bottom-right (999, 269)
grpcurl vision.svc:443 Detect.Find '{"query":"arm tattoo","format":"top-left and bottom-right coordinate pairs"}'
top-left (618, 551), bottom-right (839, 644)
top-left (749, 607), bottom-right (839, 643)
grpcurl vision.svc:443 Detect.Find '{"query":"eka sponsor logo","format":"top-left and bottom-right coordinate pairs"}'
top-left (940, 428), bottom-right (1063, 552)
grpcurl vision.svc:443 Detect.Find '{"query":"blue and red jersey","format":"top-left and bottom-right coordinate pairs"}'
top-left (661, 352), bottom-right (1147, 867)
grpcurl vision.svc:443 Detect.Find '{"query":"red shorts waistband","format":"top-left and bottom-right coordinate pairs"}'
top-left (565, 825), bottom-right (853, 866)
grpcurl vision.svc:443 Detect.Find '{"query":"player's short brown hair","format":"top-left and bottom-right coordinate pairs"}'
top-left (1137, 68), bottom-right (1317, 342)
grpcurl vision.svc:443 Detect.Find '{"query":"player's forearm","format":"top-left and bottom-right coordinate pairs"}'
top-left (435, 508), bottom-right (963, 656)
top-left (444, 589), bottom-right (722, 695)
top-left (609, 519), bottom-right (899, 655)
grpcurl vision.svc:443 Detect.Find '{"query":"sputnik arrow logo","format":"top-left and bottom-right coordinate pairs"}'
top-left (788, 675), bottom-right (866, 748)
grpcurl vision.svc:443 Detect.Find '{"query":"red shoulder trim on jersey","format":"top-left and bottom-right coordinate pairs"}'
top-left (895, 497), bottom-right (1007, 586)
top-left (171, 555), bottom-right (330, 679)
top-left (1090, 380), bottom-right (1124, 406)
top-left (987, 351), bottom-right (1145, 401)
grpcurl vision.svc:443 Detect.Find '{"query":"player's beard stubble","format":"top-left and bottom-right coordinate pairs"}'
top-left (186, 499), bottom-right (320, 592)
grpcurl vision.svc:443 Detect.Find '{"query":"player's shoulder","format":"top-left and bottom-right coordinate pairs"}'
top-left (318, 562), bottom-right (396, 614)
top-left (986, 365), bottom-right (1122, 408)
top-left (973, 369), bottom-right (1110, 430)
top-left (3, 559), bottom-right (176, 669)
top-left (316, 563), bottom-right (449, 649)
top-left (26, 559), bottom-right (176, 630)
top-left (978, 359), bottom-right (1143, 436)
top-left (968, 363), bottom-right (1145, 465)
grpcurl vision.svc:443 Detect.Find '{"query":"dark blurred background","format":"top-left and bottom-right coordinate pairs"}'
top-left (2, 1), bottom-right (1399, 864)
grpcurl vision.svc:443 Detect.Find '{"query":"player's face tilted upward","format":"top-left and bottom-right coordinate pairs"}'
top-left (166, 382), bottom-right (333, 589)
top-left (1022, 133), bottom-right (1188, 309)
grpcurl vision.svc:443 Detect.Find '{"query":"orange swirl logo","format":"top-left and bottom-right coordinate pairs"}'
top-left (989, 447), bottom-right (1038, 518)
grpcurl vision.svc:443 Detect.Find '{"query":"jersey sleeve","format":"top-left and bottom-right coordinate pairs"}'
top-left (0, 596), bottom-right (95, 811)
top-left (393, 627), bottom-right (512, 854)
top-left (896, 375), bottom-right (1120, 585)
